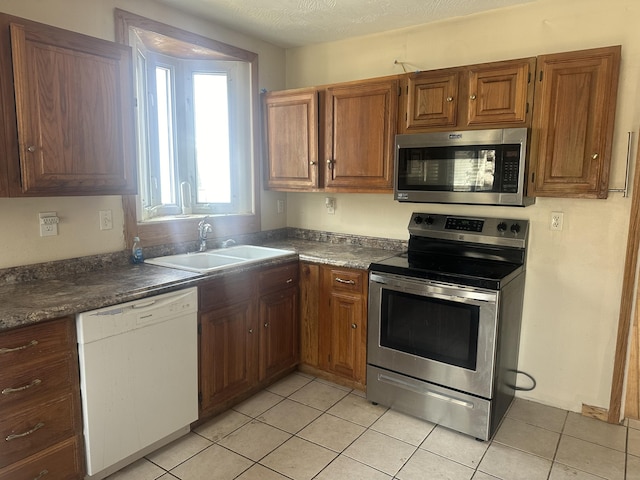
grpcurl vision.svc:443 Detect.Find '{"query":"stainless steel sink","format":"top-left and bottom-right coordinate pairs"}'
top-left (144, 245), bottom-right (295, 273)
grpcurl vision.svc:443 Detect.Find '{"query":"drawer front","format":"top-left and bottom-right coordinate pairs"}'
top-left (0, 357), bottom-right (75, 409)
top-left (0, 318), bottom-right (75, 368)
top-left (0, 392), bottom-right (80, 468)
top-left (199, 272), bottom-right (256, 311)
top-left (326, 268), bottom-right (365, 294)
top-left (0, 436), bottom-right (83, 480)
top-left (259, 262), bottom-right (299, 295)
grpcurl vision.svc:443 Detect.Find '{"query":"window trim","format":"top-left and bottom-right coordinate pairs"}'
top-left (114, 9), bottom-right (261, 248)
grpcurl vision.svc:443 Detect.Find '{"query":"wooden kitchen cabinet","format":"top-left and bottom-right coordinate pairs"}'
top-left (0, 317), bottom-right (84, 478)
top-left (263, 88), bottom-right (320, 190)
top-left (528, 46), bottom-right (621, 198)
top-left (198, 262), bottom-right (299, 419)
top-left (0, 14), bottom-right (137, 197)
top-left (299, 262), bottom-right (368, 389)
top-left (324, 77), bottom-right (398, 192)
top-left (399, 57), bottom-right (535, 133)
top-left (264, 76), bottom-right (398, 193)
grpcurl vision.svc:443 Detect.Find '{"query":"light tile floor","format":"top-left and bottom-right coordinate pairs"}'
top-left (106, 372), bottom-right (639, 480)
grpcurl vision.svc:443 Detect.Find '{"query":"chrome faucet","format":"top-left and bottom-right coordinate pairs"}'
top-left (221, 238), bottom-right (237, 248)
top-left (197, 216), bottom-right (213, 252)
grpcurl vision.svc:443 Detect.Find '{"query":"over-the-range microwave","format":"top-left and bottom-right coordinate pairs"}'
top-left (394, 128), bottom-right (534, 207)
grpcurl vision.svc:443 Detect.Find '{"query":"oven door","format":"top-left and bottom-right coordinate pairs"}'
top-left (368, 271), bottom-right (499, 399)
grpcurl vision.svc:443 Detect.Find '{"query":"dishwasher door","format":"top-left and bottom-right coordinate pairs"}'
top-left (76, 287), bottom-right (198, 479)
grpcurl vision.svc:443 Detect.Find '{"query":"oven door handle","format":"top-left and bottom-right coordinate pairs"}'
top-left (369, 272), bottom-right (497, 303)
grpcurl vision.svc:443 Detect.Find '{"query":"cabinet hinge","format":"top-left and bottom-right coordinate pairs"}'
top-left (539, 71), bottom-right (543, 82)
top-left (328, 354), bottom-right (331, 364)
top-left (526, 102), bottom-right (529, 114)
top-left (197, 323), bottom-right (202, 335)
top-left (198, 391), bottom-right (202, 404)
top-left (531, 172), bottom-right (535, 183)
top-left (528, 72), bottom-right (531, 84)
top-left (398, 86), bottom-right (402, 96)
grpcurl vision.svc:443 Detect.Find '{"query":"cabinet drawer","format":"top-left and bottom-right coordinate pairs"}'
top-left (0, 435), bottom-right (83, 480)
top-left (0, 318), bottom-right (75, 368)
top-left (0, 392), bottom-right (80, 468)
top-left (199, 272), bottom-right (256, 311)
top-left (259, 262), bottom-right (299, 295)
top-left (325, 268), bottom-right (365, 294)
top-left (0, 357), bottom-right (75, 409)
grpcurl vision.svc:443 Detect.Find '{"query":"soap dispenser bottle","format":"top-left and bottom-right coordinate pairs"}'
top-left (131, 236), bottom-right (144, 264)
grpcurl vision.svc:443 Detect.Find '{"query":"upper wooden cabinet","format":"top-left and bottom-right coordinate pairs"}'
top-left (264, 76), bottom-right (398, 193)
top-left (399, 57), bottom-right (536, 133)
top-left (528, 46), bottom-right (621, 199)
top-left (263, 88), bottom-right (320, 190)
top-left (324, 77), bottom-right (398, 192)
top-left (0, 14), bottom-right (137, 196)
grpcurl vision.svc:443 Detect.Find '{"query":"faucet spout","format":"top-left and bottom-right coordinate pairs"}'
top-left (197, 216), bottom-right (213, 252)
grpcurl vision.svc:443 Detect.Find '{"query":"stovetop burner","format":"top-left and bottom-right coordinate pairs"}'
top-left (369, 212), bottom-right (529, 290)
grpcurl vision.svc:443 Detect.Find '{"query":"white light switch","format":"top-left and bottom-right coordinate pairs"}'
top-left (99, 210), bottom-right (113, 230)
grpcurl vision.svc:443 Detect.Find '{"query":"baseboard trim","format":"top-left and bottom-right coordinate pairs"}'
top-left (581, 403), bottom-right (609, 422)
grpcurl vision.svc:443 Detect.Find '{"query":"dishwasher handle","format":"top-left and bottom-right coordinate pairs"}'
top-left (89, 289), bottom-right (195, 317)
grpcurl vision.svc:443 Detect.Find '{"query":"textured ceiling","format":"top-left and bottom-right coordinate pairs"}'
top-left (153, 0), bottom-right (535, 48)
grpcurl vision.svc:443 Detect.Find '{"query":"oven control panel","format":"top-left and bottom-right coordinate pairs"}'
top-left (409, 213), bottom-right (528, 248)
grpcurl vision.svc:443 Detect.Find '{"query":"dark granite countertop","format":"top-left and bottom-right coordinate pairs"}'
top-left (0, 237), bottom-right (401, 333)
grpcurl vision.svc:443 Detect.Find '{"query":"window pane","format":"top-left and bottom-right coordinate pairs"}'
top-left (193, 73), bottom-right (230, 204)
top-left (156, 66), bottom-right (176, 205)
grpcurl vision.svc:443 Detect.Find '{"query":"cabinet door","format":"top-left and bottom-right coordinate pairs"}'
top-left (6, 18), bottom-right (136, 196)
top-left (259, 287), bottom-right (299, 381)
top-left (529, 46), bottom-right (621, 198)
top-left (324, 78), bottom-right (398, 191)
top-left (403, 70), bottom-right (459, 131)
top-left (466, 58), bottom-right (535, 126)
top-left (264, 89), bottom-right (319, 190)
top-left (319, 267), bottom-right (367, 384)
top-left (199, 302), bottom-right (258, 414)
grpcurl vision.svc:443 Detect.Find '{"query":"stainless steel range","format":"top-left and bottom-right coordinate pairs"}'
top-left (367, 212), bottom-right (528, 440)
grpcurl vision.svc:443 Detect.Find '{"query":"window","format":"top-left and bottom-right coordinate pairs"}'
top-left (115, 10), bottom-right (261, 247)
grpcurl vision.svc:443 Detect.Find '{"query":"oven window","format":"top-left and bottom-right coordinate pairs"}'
top-left (380, 289), bottom-right (479, 370)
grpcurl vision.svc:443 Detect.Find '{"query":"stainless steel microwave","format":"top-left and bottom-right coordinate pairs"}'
top-left (394, 128), bottom-right (533, 207)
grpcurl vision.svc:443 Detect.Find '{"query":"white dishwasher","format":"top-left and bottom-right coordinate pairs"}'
top-left (76, 287), bottom-right (198, 479)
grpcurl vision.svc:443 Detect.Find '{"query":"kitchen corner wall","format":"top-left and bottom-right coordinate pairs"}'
top-left (284, 0), bottom-right (640, 413)
top-left (0, 0), bottom-right (287, 269)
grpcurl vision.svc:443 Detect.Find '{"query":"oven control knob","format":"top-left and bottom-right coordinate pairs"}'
top-left (425, 216), bottom-right (434, 225)
top-left (510, 223), bottom-right (521, 234)
top-left (497, 222), bottom-right (507, 232)
top-left (414, 216), bottom-right (423, 224)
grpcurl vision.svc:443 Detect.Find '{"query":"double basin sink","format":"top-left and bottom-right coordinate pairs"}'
top-left (144, 245), bottom-right (295, 274)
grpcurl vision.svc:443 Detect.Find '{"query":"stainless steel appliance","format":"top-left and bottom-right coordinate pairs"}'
top-left (367, 213), bottom-right (528, 440)
top-left (394, 128), bottom-right (533, 207)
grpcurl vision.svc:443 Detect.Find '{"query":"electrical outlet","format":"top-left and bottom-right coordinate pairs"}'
top-left (550, 211), bottom-right (564, 231)
top-left (325, 197), bottom-right (336, 215)
top-left (276, 199), bottom-right (284, 215)
top-left (99, 210), bottom-right (113, 230)
top-left (39, 212), bottom-right (59, 237)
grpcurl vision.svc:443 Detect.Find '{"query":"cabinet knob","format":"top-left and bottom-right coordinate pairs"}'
top-left (27, 145), bottom-right (37, 153)
top-left (309, 161), bottom-right (316, 165)
top-left (249, 328), bottom-right (254, 334)
top-left (446, 96), bottom-right (454, 102)
top-left (327, 159), bottom-right (335, 169)
top-left (264, 323), bottom-right (269, 328)
top-left (351, 323), bottom-right (357, 329)
top-left (591, 153), bottom-right (599, 160)
top-left (469, 94), bottom-right (477, 100)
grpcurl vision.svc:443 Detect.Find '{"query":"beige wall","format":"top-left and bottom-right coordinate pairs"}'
top-left (0, 0), bottom-right (287, 268)
top-left (284, 0), bottom-right (640, 413)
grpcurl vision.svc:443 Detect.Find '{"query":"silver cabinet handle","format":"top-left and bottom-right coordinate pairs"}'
top-left (335, 278), bottom-right (356, 285)
top-left (2, 378), bottom-right (42, 395)
top-left (351, 323), bottom-right (357, 329)
top-left (446, 96), bottom-right (453, 102)
top-left (469, 94), bottom-right (477, 100)
top-left (33, 470), bottom-right (49, 480)
top-left (309, 161), bottom-right (316, 165)
top-left (264, 323), bottom-right (269, 328)
top-left (591, 153), bottom-right (599, 160)
top-left (27, 145), bottom-right (37, 153)
top-left (6, 422), bottom-right (44, 441)
top-left (0, 340), bottom-right (38, 354)
top-left (286, 278), bottom-right (293, 284)
top-left (249, 328), bottom-right (254, 334)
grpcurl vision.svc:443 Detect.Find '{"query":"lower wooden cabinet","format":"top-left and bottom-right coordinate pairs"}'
top-left (300, 262), bottom-right (368, 389)
top-left (198, 262), bottom-right (299, 418)
top-left (0, 317), bottom-right (84, 479)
